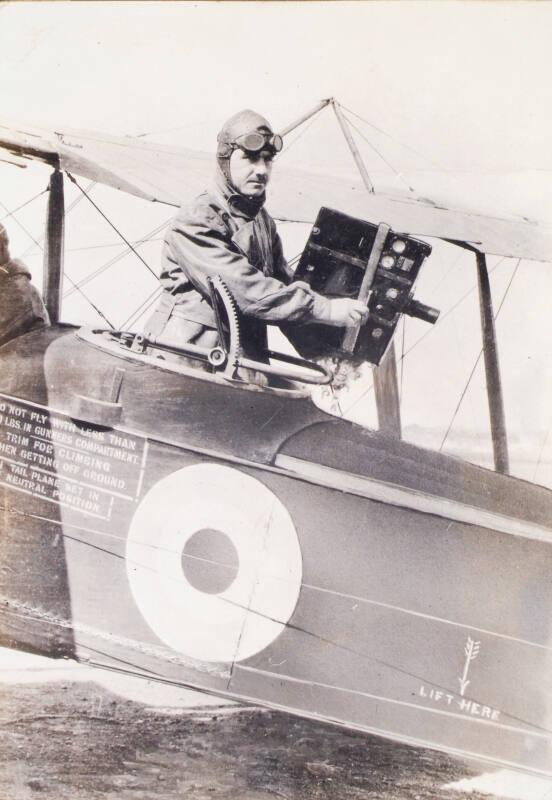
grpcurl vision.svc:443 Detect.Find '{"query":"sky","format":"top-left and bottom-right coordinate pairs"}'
top-left (1, 1), bottom-right (551, 485)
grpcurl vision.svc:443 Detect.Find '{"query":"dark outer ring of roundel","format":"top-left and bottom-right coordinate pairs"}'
top-left (181, 529), bottom-right (240, 595)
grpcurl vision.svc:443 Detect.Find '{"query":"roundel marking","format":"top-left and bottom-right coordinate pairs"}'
top-left (126, 463), bottom-right (302, 663)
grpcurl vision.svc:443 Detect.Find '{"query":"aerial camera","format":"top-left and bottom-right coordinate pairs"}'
top-left (291, 207), bottom-right (440, 365)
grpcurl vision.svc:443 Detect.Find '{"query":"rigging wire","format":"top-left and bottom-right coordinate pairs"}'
top-left (0, 187), bottom-right (49, 223)
top-left (340, 103), bottom-right (445, 171)
top-left (399, 258), bottom-right (505, 364)
top-left (438, 258), bottom-right (521, 452)
top-left (341, 110), bottom-right (416, 194)
top-left (20, 180), bottom-right (98, 259)
top-left (0, 198), bottom-right (43, 251)
top-left (63, 219), bottom-right (168, 298)
top-left (0, 190), bottom-right (116, 328)
top-left (66, 172), bottom-right (160, 281)
top-left (288, 251), bottom-right (302, 267)
top-left (121, 286), bottom-right (163, 330)
top-left (399, 316), bottom-right (406, 404)
top-left (422, 248), bottom-right (465, 295)
top-left (62, 274), bottom-right (115, 329)
top-left (342, 258), bottom-right (505, 417)
top-left (533, 419), bottom-right (552, 483)
top-left (134, 114), bottom-right (214, 139)
top-left (61, 238), bottom-right (165, 254)
top-left (278, 109), bottom-right (325, 160)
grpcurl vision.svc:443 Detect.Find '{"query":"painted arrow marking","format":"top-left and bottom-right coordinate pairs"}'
top-left (458, 636), bottom-right (481, 696)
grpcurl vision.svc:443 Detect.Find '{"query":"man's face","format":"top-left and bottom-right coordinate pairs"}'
top-left (229, 148), bottom-right (274, 198)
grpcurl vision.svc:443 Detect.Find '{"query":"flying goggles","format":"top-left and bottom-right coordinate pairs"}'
top-left (221, 131), bottom-right (283, 157)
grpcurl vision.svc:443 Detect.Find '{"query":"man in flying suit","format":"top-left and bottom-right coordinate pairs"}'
top-left (146, 109), bottom-right (367, 362)
top-left (0, 223), bottom-right (50, 348)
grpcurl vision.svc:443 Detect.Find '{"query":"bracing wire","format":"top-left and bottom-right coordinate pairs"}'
top-left (63, 274), bottom-right (115, 329)
top-left (278, 109), bottom-right (326, 161)
top-left (399, 258), bottom-right (505, 364)
top-left (341, 110), bottom-right (416, 194)
top-left (121, 286), bottom-right (163, 331)
top-left (63, 219), bottom-right (168, 298)
top-left (533, 421), bottom-right (552, 483)
top-left (134, 114), bottom-right (214, 139)
top-left (63, 238), bottom-right (164, 254)
top-left (343, 258), bottom-right (505, 416)
top-left (423, 248), bottom-right (465, 295)
top-left (66, 172), bottom-right (160, 281)
top-left (343, 375), bottom-right (376, 414)
top-left (288, 251), bottom-right (302, 268)
top-left (20, 181), bottom-right (97, 259)
top-left (439, 258), bottom-right (521, 452)
top-left (0, 190), bottom-right (115, 328)
top-left (340, 104), bottom-right (445, 171)
top-left (0, 187), bottom-right (49, 223)
top-left (0, 198), bottom-right (43, 250)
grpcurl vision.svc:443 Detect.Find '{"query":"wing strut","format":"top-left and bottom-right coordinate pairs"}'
top-left (443, 240), bottom-right (510, 474)
top-left (280, 99), bottom-right (332, 137)
top-left (329, 99), bottom-right (401, 438)
top-left (476, 251), bottom-right (509, 474)
top-left (43, 168), bottom-right (65, 323)
top-left (332, 99), bottom-right (375, 194)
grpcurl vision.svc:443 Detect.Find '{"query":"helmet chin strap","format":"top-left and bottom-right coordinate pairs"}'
top-left (216, 160), bottom-right (266, 210)
top-left (217, 154), bottom-right (234, 187)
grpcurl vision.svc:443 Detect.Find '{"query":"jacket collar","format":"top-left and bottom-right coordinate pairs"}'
top-left (212, 167), bottom-right (266, 222)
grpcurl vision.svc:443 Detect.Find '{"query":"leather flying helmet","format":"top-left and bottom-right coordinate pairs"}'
top-left (217, 109), bottom-right (282, 160)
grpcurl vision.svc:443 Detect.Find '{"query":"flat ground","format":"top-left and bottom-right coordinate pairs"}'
top-left (0, 675), bottom-right (496, 800)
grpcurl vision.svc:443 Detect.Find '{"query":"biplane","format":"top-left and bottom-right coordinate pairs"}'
top-left (1, 98), bottom-right (552, 778)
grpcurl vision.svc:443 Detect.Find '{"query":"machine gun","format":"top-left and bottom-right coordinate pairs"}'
top-left (292, 207), bottom-right (440, 365)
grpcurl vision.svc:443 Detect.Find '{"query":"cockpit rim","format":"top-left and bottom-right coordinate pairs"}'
top-left (76, 325), bottom-right (314, 401)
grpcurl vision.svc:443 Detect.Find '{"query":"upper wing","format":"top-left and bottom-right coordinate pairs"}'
top-left (0, 122), bottom-right (211, 205)
top-left (270, 167), bottom-right (552, 263)
top-left (1, 122), bottom-right (551, 262)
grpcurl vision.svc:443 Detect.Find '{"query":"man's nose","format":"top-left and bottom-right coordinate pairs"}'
top-left (253, 158), bottom-right (269, 176)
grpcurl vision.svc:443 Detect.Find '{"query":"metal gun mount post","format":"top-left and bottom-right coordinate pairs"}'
top-left (43, 168), bottom-right (65, 324)
top-left (342, 220), bottom-right (402, 437)
top-left (342, 222), bottom-right (390, 353)
top-left (331, 100), bottom-right (400, 437)
top-left (476, 251), bottom-right (509, 474)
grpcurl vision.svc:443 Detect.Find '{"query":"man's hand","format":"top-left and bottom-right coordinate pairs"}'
top-left (317, 297), bottom-right (369, 328)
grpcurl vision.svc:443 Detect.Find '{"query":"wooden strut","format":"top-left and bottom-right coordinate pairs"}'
top-left (331, 100), bottom-right (375, 194)
top-left (476, 251), bottom-right (510, 474)
top-left (42, 168), bottom-right (65, 324)
top-left (279, 99), bottom-right (332, 138)
top-left (331, 100), bottom-right (401, 438)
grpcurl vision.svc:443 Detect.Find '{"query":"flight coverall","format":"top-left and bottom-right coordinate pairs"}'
top-left (0, 258), bottom-right (50, 348)
top-left (146, 173), bottom-right (327, 361)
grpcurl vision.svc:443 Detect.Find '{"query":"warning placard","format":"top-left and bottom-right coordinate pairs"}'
top-left (0, 395), bottom-right (147, 520)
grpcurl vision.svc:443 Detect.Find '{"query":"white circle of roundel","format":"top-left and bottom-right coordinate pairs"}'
top-left (126, 463), bottom-right (302, 663)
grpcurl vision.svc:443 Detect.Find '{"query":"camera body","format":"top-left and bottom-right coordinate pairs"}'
top-left (291, 207), bottom-right (438, 365)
